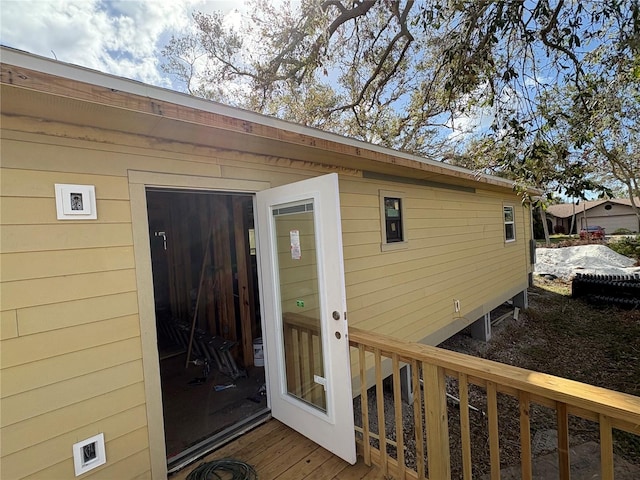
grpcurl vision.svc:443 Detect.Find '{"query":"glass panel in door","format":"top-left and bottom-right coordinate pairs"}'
top-left (273, 201), bottom-right (326, 411)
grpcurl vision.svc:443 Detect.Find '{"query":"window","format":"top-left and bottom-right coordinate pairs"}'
top-left (380, 190), bottom-right (407, 251)
top-left (504, 205), bottom-right (515, 242)
top-left (385, 197), bottom-right (403, 242)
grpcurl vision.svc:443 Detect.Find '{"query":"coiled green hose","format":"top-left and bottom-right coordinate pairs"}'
top-left (185, 458), bottom-right (258, 480)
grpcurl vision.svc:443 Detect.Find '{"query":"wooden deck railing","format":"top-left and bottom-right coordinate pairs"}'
top-left (348, 327), bottom-right (640, 480)
top-left (280, 315), bottom-right (640, 479)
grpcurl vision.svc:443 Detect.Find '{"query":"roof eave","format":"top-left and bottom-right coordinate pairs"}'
top-left (0, 46), bottom-right (535, 195)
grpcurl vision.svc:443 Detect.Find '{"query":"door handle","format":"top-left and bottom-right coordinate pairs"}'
top-left (332, 311), bottom-right (340, 320)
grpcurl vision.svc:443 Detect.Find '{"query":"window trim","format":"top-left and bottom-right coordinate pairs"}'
top-left (504, 205), bottom-right (516, 243)
top-left (379, 190), bottom-right (408, 251)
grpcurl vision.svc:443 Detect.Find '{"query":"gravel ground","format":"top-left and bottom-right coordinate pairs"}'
top-left (353, 277), bottom-right (640, 479)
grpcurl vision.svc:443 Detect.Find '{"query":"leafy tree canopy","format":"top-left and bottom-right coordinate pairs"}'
top-left (162, 0), bottom-right (639, 201)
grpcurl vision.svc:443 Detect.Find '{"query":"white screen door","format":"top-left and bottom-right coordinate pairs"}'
top-left (256, 173), bottom-right (356, 464)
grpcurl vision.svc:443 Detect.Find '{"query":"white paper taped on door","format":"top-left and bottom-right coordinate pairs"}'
top-left (290, 229), bottom-right (301, 260)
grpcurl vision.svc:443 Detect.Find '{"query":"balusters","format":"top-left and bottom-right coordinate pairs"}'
top-left (392, 354), bottom-right (405, 478)
top-left (412, 360), bottom-right (425, 479)
top-left (358, 345), bottom-right (371, 465)
top-left (557, 402), bottom-right (570, 479)
top-left (458, 372), bottom-right (473, 480)
top-left (487, 381), bottom-right (500, 480)
top-left (519, 391), bottom-right (533, 480)
top-left (599, 414), bottom-right (614, 480)
top-left (424, 362), bottom-right (451, 480)
top-left (374, 347), bottom-right (388, 475)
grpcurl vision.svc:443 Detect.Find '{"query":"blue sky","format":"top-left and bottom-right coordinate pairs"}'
top-left (0, 0), bottom-right (240, 88)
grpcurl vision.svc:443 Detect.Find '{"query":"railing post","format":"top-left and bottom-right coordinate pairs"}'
top-left (423, 362), bottom-right (451, 480)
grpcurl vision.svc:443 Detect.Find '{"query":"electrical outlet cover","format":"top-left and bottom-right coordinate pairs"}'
top-left (55, 184), bottom-right (97, 220)
top-left (72, 433), bottom-right (106, 476)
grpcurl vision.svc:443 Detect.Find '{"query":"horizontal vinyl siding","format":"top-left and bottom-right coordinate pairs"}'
top-left (1, 359), bottom-right (143, 428)
top-left (0, 168), bottom-right (131, 199)
top-left (2, 409), bottom-right (148, 479)
top-left (1, 224), bottom-right (134, 253)
top-left (1, 269), bottom-right (137, 311)
top-left (0, 246), bottom-right (135, 282)
top-left (0, 133), bottom-right (224, 178)
top-left (1, 383), bottom-right (146, 457)
top-left (11, 291), bottom-right (139, 335)
top-left (0, 129), bottom-right (165, 479)
top-left (1, 197), bottom-right (132, 225)
top-left (1, 309), bottom-right (18, 339)
top-left (21, 445), bottom-right (150, 480)
top-left (1, 337), bottom-right (143, 398)
top-left (340, 177), bottom-right (529, 344)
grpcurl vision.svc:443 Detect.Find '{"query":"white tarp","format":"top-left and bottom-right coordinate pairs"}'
top-left (534, 245), bottom-right (639, 280)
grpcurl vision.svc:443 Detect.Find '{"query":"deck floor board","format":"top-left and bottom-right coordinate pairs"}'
top-left (170, 420), bottom-right (381, 480)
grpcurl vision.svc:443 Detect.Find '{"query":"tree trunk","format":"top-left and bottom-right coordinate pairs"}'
top-left (540, 206), bottom-right (551, 247)
top-left (569, 199), bottom-right (576, 236)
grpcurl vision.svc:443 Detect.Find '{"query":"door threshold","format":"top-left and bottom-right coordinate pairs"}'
top-left (167, 408), bottom-right (271, 475)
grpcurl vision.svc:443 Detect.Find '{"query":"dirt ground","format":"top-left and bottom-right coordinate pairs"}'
top-left (354, 276), bottom-right (640, 478)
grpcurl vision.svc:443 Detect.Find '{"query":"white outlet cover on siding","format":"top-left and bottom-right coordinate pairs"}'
top-left (55, 184), bottom-right (97, 220)
top-left (72, 432), bottom-right (106, 476)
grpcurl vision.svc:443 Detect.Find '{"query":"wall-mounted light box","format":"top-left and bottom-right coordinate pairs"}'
top-left (55, 184), bottom-right (97, 220)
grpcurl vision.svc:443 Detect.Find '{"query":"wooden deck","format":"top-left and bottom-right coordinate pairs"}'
top-left (170, 419), bottom-right (384, 480)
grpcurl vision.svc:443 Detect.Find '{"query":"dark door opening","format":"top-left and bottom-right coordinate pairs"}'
top-left (145, 189), bottom-right (267, 471)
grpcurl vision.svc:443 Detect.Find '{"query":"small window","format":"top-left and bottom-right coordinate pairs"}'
top-left (504, 206), bottom-right (515, 242)
top-left (380, 190), bottom-right (407, 251)
top-left (384, 197), bottom-right (403, 243)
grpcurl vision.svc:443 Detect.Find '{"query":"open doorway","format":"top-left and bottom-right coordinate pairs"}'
top-left (145, 189), bottom-right (268, 471)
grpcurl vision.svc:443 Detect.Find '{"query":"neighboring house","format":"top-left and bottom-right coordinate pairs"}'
top-left (547, 198), bottom-right (640, 234)
top-left (0, 48), bottom-right (534, 479)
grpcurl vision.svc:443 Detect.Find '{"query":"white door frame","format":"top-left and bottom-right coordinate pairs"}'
top-left (128, 172), bottom-right (270, 479)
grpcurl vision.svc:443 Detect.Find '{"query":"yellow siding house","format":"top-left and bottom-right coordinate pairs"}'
top-left (0, 47), bottom-right (534, 479)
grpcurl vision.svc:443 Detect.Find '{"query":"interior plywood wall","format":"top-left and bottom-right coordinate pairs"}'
top-left (146, 191), bottom-right (258, 366)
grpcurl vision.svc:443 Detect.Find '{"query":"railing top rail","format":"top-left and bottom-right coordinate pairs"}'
top-left (349, 327), bottom-right (640, 429)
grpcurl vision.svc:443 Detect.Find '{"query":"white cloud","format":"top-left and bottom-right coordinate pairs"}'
top-left (0, 0), bottom-right (240, 88)
top-left (448, 108), bottom-right (494, 139)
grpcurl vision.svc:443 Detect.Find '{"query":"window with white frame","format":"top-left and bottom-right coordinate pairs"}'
top-left (504, 205), bottom-right (515, 242)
